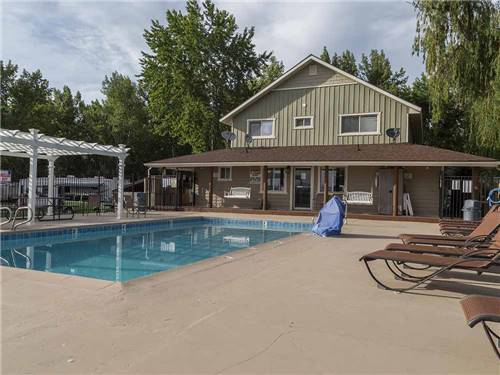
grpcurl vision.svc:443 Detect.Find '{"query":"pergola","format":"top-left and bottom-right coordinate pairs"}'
top-left (0, 128), bottom-right (129, 223)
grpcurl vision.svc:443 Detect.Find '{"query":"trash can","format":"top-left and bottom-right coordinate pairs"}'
top-left (462, 200), bottom-right (482, 221)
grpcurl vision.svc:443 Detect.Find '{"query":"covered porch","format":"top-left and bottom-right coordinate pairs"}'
top-left (144, 144), bottom-right (499, 219)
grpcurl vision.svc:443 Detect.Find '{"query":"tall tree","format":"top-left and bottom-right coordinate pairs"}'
top-left (358, 49), bottom-right (409, 96)
top-left (141, 0), bottom-right (271, 153)
top-left (413, 0), bottom-right (500, 156)
top-left (99, 72), bottom-right (155, 177)
top-left (250, 55), bottom-right (284, 92)
top-left (331, 50), bottom-right (358, 76)
top-left (320, 46), bottom-right (331, 64)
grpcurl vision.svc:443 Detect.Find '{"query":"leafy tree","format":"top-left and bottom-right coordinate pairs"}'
top-left (250, 55), bottom-right (284, 92)
top-left (98, 72), bottom-right (155, 177)
top-left (413, 0), bottom-right (500, 156)
top-left (409, 73), bottom-right (467, 151)
top-left (358, 49), bottom-right (409, 96)
top-left (140, 0), bottom-right (271, 152)
top-left (320, 46), bottom-right (331, 64)
top-left (331, 50), bottom-right (358, 76)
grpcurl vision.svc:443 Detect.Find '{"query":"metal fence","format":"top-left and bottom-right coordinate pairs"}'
top-left (441, 175), bottom-right (500, 219)
top-left (0, 175), bottom-right (118, 220)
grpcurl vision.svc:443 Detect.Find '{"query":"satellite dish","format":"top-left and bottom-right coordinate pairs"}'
top-left (386, 128), bottom-right (400, 142)
top-left (245, 134), bottom-right (253, 145)
top-left (221, 131), bottom-right (236, 142)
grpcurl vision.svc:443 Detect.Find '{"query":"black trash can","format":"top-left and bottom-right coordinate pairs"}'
top-left (462, 200), bottom-right (482, 221)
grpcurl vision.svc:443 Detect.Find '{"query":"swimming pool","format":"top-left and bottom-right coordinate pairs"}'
top-left (0, 217), bottom-right (311, 282)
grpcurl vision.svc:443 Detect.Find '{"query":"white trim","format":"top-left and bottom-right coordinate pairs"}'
top-left (220, 55), bottom-right (421, 124)
top-left (272, 82), bottom-right (357, 92)
top-left (293, 116), bottom-right (314, 130)
top-left (246, 118), bottom-right (275, 139)
top-left (338, 112), bottom-right (381, 136)
top-left (145, 160), bottom-right (500, 168)
top-left (217, 166), bottom-right (232, 181)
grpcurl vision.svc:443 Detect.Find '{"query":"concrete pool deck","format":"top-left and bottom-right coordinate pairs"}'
top-left (1, 215), bottom-right (499, 373)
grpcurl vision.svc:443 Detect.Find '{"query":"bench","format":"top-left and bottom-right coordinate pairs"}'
top-left (224, 187), bottom-right (251, 199)
top-left (344, 191), bottom-right (373, 205)
top-left (342, 191), bottom-right (374, 224)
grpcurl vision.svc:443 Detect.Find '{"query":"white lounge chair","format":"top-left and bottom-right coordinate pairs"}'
top-left (224, 187), bottom-right (251, 199)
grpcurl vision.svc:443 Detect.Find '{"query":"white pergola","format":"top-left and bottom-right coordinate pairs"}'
top-left (0, 128), bottom-right (129, 223)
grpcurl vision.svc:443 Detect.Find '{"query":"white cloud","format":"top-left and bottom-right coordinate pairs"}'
top-left (1, 0), bottom-right (424, 102)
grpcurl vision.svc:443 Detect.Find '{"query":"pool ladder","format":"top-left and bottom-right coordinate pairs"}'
top-left (0, 207), bottom-right (13, 227)
top-left (10, 207), bottom-right (33, 231)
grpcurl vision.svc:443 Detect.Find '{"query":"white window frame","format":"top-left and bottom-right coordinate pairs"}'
top-left (218, 167), bottom-right (232, 181)
top-left (246, 118), bottom-right (275, 139)
top-left (338, 112), bottom-right (380, 136)
top-left (293, 116), bottom-right (314, 130)
top-left (265, 167), bottom-right (288, 194)
top-left (317, 167), bottom-right (346, 194)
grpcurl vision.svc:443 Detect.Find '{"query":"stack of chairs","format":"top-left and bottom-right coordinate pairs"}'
top-left (359, 204), bottom-right (500, 359)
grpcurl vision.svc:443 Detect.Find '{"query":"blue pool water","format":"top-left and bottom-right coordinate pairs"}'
top-left (0, 217), bottom-right (311, 282)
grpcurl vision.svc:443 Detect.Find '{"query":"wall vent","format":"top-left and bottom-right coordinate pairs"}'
top-left (308, 64), bottom-right (318, 76)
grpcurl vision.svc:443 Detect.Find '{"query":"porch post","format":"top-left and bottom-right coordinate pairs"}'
top-left (472, 167), bottom-right (480, 201)
top-left (27, 129), bottom-right (39, 225)
top-left (47, 157), bottom-right (57, 216)
top-left (175, 169), bottom-right (180, 210)
top-left (323, 166), bottom-right (329, 205)
top-left (262, 166), bottom-right (268, 210)
top-left (208, 167), bottom-right (214, 208)
top-left (392, 167), bottom-right (399, 216)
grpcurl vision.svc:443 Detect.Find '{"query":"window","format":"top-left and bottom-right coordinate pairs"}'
top-left (294, 116), bottom-right (313, 129)
top-left (218, 167), bottom-right (232, 181)
top-left (267, 168), bottom-right (285, 192)
top-left (318, 167), bottom-right (345, 193)
top-left (248, 119), bottom-right (274, 139)
top-left (340, 113), bottom-right (379, 135)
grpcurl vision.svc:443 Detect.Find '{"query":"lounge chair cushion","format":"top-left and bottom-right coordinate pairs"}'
top-left (460, 295), bottom-right (500, 328)
top-left (360, 250), bottom-right (491, 269)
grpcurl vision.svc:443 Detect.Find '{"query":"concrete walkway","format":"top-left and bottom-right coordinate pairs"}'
top-left (1, 217), bottom-right (499, 374)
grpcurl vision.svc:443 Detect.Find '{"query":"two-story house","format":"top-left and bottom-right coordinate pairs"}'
top-left (145, 55), bottom-right (498, 218)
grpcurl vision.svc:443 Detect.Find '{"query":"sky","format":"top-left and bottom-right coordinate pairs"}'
top-left (2, 0), bottom-right (425, 102)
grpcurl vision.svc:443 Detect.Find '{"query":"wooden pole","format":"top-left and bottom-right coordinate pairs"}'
top-left (392, 167), bottom-right (399, 216)
top-left (175, 169), bottom-right (180, 210)
top-left (262, 166), bottom-right (268, 210)
top-left (323, 166), bottom-right (329, 205)
top-left (192, 169), bottom-right (196, 207)
top-left (208, 167), bottom-right (214, 208)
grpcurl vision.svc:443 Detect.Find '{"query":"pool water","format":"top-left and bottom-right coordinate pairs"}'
top-left (0, 218), bottom-right (310, 282)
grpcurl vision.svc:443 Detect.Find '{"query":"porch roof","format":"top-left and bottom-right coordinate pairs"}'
top-left (145, 143), bottom-right (499, 168)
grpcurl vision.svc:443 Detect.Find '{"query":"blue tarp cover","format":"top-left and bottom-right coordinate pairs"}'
top-left (312, 196), bottom-right (346, 237)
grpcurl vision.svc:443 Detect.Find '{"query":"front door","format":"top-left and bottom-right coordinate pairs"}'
top-left (294, 168), bottom-right (311, 209)
top-left (378, 169), bottom-right (393, 214)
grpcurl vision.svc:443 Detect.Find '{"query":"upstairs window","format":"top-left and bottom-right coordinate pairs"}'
top-left (318, 167), bottom-right (345, 193)
top-left (267, 168), bottom-right (285, 192)
top-left (248, 119), bottom-right (274, 139)
top-left (294, 116), bottom-right (313, 129)
top-left (340, 113), bottom-right (379, 135)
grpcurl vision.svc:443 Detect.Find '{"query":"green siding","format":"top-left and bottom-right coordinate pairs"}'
top-left (232, 68), bottom-right (419, 148)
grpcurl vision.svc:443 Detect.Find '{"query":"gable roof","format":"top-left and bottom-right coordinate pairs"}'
top-left (145, 143), bottom-right (498, 168)
top-left (220, 55), bottom-right (421, 125)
